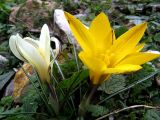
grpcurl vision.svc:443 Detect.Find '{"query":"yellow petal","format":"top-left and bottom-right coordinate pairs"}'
top-left (78, 51), bottom-right (107, 74)
top-left (65, 12), bottom-right (94, 54)
top-left (112, 30), bottom-right (116, 44)
top-left (112, 22), bottom-right (147, 51)
top-left (117, 52), bottom-right (160, 66)
top-left (132, 43), bottom-right (145, 52)
top-left (9, 34), bottom-right (26, 61)
top-left (110, 22), bottom-right (147, 66)
top-left (89, 12), bottom-right (113, 51)
top-left (17, 37), bottom-right (49, 82)
top-left (90, 71), bottom-right (110, 85)
top-left (105, 64), bottom-right (142, 74)
top-left (90, 71), bottom-right (102, 85)
top-left (39, 24), bottom-right (50, 65)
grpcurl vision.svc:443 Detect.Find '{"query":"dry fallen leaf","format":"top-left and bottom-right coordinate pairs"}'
top-left (9, 0), bottom-right (60, 30)
top-left (13, 63), bottom-right (33, 101)
top-left (9, 6), bottom-right (20, 23)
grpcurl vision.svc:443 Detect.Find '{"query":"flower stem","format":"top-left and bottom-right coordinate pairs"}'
top-left (46, 82), bottom-right (59, 114)
top-left (78, 85), bottom-right (98, 118)
top-left (51, 74), bottom-right (73, 110)
top-left (33, 68), bottom-right (49, 102)
top-left (21, 64), bottom-right (55, 116)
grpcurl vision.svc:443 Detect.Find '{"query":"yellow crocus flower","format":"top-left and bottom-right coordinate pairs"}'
top-left (9, 24), bottom-right (59, 83)
top-left (65, 12), bottom-right (160, 85)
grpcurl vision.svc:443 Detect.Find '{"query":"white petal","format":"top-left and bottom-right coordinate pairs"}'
top-left (39, 24), bottom-right (50, 64)
top-left (9, 34), bottom-right (26, 61)
top-left (147, 50), bottom-right (160, 54)
top-left (23, 37), bottom-right (39, 48)
top-left (54, 9), bottom-right (82, 44)
top-left (54, 9), bottom-right (71, 35)
top-left (51, 37), bottom-right (60, 58)
top-left (17, 37), bottom-right (48, 81)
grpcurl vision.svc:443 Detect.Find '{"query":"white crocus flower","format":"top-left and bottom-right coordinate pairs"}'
top-left (54, 9), bottom-right (89, 45)
top-left (54, 9), bottom-right (71, 35)
top-left (9, 24), bottom-right (60, 83)
top-left (54, 9), bottom-right (76, 44)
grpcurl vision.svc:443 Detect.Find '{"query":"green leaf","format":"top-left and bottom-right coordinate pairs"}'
top-left (60, 59), bottom-right (78, 78)
top-left (154, 32), bottom-right (160, 42)
top-left (58, 70), bottom-right (89, 90)
top-left (0, 96), bottom-right (18, 119)
top-left (22, 101), bottom-right (38, 113)
top-left (20, 85), bottom-right (40, 110)
top-left (98, 75), bottom-right (126, 94)
top-left (144, 109), bottom-right (160, 120)
top-left (5, 115), bottom-right (36, 120)
top-left (0, 107), bottom-right (4, 112)
top-left (0, 71), bottom-right (15, 90)
top-left (0, 96), bottom-right (13, 107)
top-left (18, 85), bottom-right (39, 119)
top-left (0, 107), bottom-right (20, 119)
top-left (0, 41), bottom-right (9, 52)
top-left (86, 104), bottom-right (108, 117)
top-left (128, 64), bottom-right (155, 96)
top-left (19, 81), bottom-right (40, 114)
top-left (52, 59), bottom-right (78, 81)
top-left (115, 26), bottom-right (128, 38)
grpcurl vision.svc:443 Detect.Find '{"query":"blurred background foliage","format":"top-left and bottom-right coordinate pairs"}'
top-left (0, 0), bottom-right (160, 120)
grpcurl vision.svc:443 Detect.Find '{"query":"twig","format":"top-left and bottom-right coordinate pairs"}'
top-left (0, 112), bottom-right (49, 117)
top-left (97, 70), bottom-right (160, 105)
top-left (96, 105), bottom-right (160, 120)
